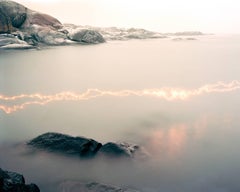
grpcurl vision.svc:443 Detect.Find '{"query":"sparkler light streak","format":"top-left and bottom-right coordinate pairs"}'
top-left (1, 80), bottom-right (240, 114)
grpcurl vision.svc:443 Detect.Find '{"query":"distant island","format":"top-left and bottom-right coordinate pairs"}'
top-left (0, 0), bottom-right (205, 50)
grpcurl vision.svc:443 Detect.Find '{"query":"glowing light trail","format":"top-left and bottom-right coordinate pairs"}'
top-left (1, 80), bottom-right (240, 114)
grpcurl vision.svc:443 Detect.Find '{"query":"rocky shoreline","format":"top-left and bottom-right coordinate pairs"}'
top-left (0, 0), bottom-right (204, 50)
top-left (0, 0), bottom-right (105, 49)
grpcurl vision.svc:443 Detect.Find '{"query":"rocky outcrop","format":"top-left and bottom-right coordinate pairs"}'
top-left (0, 0), bottom-right (27, 33)
top-left (28, 132), bottom-right (147, 159)
top-left (0, 0), bottom-right (61, 32)
top-left (64, 24), bottom-right (167, 41)
top-left (0, 0), bottom-right (105, 49)
top-left (0, 1), bottom-right (205, 49)
top-left (28, 132), bottom-right (102, 158)
top-left (59, 181), bottom-right (140, 192)
top-left (0, 168), bottom-right (40, 192)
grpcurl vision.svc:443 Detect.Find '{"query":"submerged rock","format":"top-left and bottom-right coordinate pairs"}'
top-left (28, 132), bottom-right (102, 158)
top-left (0, 168), bottom-right (40, 192)
top-left (59, 181), bottom-right (140, 192)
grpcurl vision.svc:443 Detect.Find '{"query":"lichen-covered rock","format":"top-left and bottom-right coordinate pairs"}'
top-left (69, 29), bottom-right (105, 44)
top-left (28, 132), bottom-right (102, 158)
top-left (0, 168), bottom-right (40, 192)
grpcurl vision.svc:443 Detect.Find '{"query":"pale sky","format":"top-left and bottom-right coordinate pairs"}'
top-left (16, 0), bottom-right (240, 33)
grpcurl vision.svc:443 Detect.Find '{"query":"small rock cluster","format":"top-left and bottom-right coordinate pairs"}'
top-left (28, 132), bottom-right (147, 159)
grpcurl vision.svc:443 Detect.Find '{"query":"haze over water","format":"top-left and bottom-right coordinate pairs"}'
top-left (1, 35), bottom-right (240, 191)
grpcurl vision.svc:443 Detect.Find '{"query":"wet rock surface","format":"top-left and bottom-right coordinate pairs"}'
top-left (0, 168), bottom-right (40, 192)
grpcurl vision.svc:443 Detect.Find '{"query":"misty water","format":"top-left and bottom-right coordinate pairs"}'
top-left (1, 35), bottom-right (240, 192)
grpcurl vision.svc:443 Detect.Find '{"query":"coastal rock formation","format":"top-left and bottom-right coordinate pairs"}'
top-left (28, 132), bottom-right (102, 158)
top-left (0, 0), bottom-right (27, 33)
top-left (64, 24), bottom-right (167, 41)
top-left (0, 168), bottom-right (40, 192)
top-left (0, 1), bottom-right (204, 49)
top-left (0, 0), bottom-right (61, 31)
top-left (28, 132), bottom-right (147, 159)
top-left (0, 0), bottom-right (105, 49)
top-left (0, 33), bottom-right (34, 49)
top-left (59, 181), bottom-right (140, 192)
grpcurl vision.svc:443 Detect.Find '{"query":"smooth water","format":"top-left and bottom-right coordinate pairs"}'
top-left (1, 35), bottom-right (240, 192)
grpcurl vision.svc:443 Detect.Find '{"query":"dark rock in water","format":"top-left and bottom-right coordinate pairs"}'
top-left (28, 132), bottom-right (102, 158)
top-left (26, 184), bottom-right (40, 192)
top-left (99, 142), bottom-right (143, 158)
top-left (59, 181), bottom-right (140, 192)
top-left (5, 171), bottom-right (25, 185)
top-left (99, 142), bottom-right (133, 158)
top-left (0, 168), bottom-right (40, 192)
top-left (28, 132), bottom-right (148, 160)
top-left (69, 29), bottom-right (105, 44)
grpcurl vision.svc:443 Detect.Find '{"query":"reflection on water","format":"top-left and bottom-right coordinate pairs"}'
top-left (1, 35), bottom-right (240, 191)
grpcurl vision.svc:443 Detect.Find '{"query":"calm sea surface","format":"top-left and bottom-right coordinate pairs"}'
top-left (1, 35), bottom-right (240, 192)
